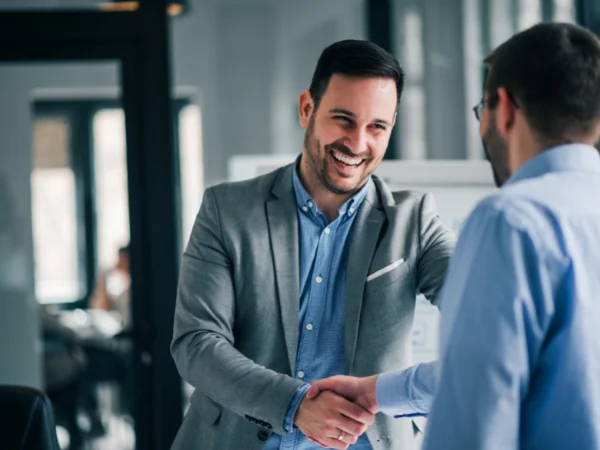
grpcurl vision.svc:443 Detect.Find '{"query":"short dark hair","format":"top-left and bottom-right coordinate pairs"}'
top-left (309, 39), bottom-right (405, 109)
top-left (484, 22), bottom-right (600, 144)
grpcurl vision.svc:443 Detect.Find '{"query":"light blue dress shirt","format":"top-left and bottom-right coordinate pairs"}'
top-left (420, 144), bottom-right (600, 449)
top-left (264, 164), bottom-right (373, 450)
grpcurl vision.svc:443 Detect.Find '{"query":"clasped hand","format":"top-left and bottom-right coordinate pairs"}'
top-left (294, 375), bottom-right (379, 449)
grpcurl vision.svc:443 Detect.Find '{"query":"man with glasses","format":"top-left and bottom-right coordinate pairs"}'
top-left (307, 22), bottom-right (600, 449)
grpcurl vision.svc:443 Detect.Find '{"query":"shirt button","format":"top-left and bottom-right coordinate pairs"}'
top-left (298, 371), bottom-right (305, 378)
top-left (257, 430), bottom-right (269, 441)
top-left (306, 323), bottom-right (313, 331)
top-left (324, 227), bottom-right (331, 234)
top-left (302, 206), bottom-right (308, 213)
top-left (315, 276), bottom-right (323, 283)
top-left (307, 201), bottom-right (313, 208)
top-left (349, 207), bottom-right (355, 215)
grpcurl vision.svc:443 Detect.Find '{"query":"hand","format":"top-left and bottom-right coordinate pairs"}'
top-left (306, 375), bottom-right (379, 414)
top-left (294, 390), bottom-right (374, 449)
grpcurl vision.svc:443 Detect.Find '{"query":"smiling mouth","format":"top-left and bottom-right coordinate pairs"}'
top-left (330, 149), bottom-right (364, 167)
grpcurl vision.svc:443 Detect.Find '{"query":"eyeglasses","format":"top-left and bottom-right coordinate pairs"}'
top-left (473, 98), bottom-right (485, 121)
top-left (473, 91), bottom-right (516, 122)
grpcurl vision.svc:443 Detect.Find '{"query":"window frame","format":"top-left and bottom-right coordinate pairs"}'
top-left (33, 98), bottom-right (192, 307)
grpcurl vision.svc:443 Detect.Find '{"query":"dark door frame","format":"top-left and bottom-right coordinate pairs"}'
top-left (0, 4), bottom-right (182, 449)
top-left (366, 0), bottom-right (398, 159)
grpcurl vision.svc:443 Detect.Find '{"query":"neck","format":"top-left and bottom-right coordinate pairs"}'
top-left (507, 129), bottom-right (544, 177)
top-left (298, 155), bottom-right (357, 222)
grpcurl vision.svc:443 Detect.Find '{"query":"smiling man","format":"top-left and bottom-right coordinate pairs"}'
top-left (170, 40), bottom-right (455, 450)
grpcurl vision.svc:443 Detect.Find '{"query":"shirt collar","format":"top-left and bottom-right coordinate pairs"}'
top-left (292, 156), bottom-right (372, 218)
top-left (505, 143), bottom-right (600, 187)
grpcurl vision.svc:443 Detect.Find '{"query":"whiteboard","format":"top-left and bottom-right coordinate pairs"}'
top-left (227, 155), bottom-right (497, 363)
top-left (376, 160), bottom-right (496, 363)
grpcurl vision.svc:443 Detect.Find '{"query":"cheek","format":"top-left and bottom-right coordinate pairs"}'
top-left (370, 135), bottom-right (390, 159)
top-left (321, 127), bottom-right (350, 147)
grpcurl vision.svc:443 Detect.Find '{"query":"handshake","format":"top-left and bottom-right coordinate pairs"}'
top-left (294, 375), bottom-right (379, 450)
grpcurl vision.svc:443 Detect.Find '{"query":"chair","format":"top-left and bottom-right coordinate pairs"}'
top-left (0, 385), bottom-right (60, 450)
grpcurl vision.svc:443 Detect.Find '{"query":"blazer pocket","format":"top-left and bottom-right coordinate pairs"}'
top-left (191, 391), bottom-right (222, 425)
top-left (364, 259), bottom-right (410, 294)
top-left (366, 258), bottom-right (405, 282)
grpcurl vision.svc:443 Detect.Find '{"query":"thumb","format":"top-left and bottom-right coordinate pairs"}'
top-left (305, 384), bottom-right (321, 400)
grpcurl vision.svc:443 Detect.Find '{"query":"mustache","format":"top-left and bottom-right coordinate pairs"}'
top-left (325, 141), bottom-right (361, 158)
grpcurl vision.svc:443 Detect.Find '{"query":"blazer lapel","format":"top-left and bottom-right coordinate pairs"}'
top-left (266, 165), bottom-right (300, 374)
top-left (344, 181), bottom-right (385, 373)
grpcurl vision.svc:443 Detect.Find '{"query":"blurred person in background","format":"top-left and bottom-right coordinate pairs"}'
top-left (90, 245), bottom-right (131, 328)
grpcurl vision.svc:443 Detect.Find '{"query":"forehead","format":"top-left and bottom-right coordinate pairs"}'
top-left (319, 74), bottom-right (398, 119)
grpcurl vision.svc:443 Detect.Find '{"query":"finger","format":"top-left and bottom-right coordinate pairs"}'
top-left (337, 398), bottom-right (375, 426)
top-left (307, 436), bottom-right (328, 448)
top-left (336, 429), bottom-right (360, 446)
top-left (312, 376), bottom-right (344, 394)
top-left (306, 384), bottom-right (321, 400)
top-left (334, 414), bottom-right (368, 439)
top-left (316, 435), bottom-right (349, 450)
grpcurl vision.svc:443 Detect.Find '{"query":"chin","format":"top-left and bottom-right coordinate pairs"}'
top-left (325, 178), bottom-right (360, 195)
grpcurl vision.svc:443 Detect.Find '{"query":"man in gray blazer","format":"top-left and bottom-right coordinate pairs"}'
top-left (171, 40), bottom-right (455, 450)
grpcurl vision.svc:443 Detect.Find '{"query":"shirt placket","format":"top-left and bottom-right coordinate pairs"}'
top-left (299, 225), bottom-right (338, 386)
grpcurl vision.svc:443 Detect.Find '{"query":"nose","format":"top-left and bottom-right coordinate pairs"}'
top-left (347, 127), bottom-right (369, 154)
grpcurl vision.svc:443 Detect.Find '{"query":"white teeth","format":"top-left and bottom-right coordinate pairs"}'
top-left (332, 150), bottom-right (362, 166)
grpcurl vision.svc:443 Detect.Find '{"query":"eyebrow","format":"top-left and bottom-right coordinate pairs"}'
top-left (329, 108), bottom-right (392, 127)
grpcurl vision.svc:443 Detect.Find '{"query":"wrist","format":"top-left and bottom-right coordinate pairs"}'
top-left (365, 375), bottom-right (380, 413)
top-left (291, 384), bottom-right (311, 429)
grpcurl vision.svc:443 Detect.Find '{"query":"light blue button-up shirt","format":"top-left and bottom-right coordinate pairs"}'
top-left (420, 144), bottom-right (600, 449)
top-left (264, 164), bottom-right (373, 450)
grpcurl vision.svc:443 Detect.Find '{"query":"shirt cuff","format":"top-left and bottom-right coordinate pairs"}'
top-left (375, 361), bottom-right (438, 418)
top-left (283, 383), bottom-right (311, 432)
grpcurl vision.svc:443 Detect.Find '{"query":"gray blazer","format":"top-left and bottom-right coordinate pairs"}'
top-left (170, 163), bottom-right (455, 450)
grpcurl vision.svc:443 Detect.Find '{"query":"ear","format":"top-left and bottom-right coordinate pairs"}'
top-left (298, 89), bottom-right (314, 129)
top-left (495, 87), bottom-right (517, 137)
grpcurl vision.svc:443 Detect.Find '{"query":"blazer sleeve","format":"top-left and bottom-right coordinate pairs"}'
top-left (170, 187), bottom-right (305, 436)
top-left (416, 192), bottom-right (456, 306)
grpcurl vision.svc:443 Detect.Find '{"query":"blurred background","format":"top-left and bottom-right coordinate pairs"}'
top-left (0, 0), bottom-right (590, 449)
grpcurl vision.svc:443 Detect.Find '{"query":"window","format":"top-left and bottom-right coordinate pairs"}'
top-left (554, 0), bottom-right (576, 22)
top-left (518, 0), bottom-right (542, 32)
top-left (32, 116), bottom-right (85, 303)
top-left (399, 9), bottom-right (426, 160)
top-left (93, 109), bottom-right (130, 272)
top-left (31, 99), bottom-right (203, 303)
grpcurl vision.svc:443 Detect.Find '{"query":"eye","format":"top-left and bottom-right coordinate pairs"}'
top-left (372, 123), bottom-right (387, 131)
top-left (333, 115), bottom-right (352, 123)
top-left (332, 115), bottom-right (354, 129)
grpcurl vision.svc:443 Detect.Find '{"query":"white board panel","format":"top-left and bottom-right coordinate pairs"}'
top-left (378, 160), bottom-right (496, 363)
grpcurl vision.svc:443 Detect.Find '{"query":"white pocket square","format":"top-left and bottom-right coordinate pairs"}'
top-left (366, 258), bottom-right (405, 282)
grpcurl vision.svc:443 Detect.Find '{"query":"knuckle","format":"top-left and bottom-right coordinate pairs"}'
top-left (348, 423), bottom-right (361, 435)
